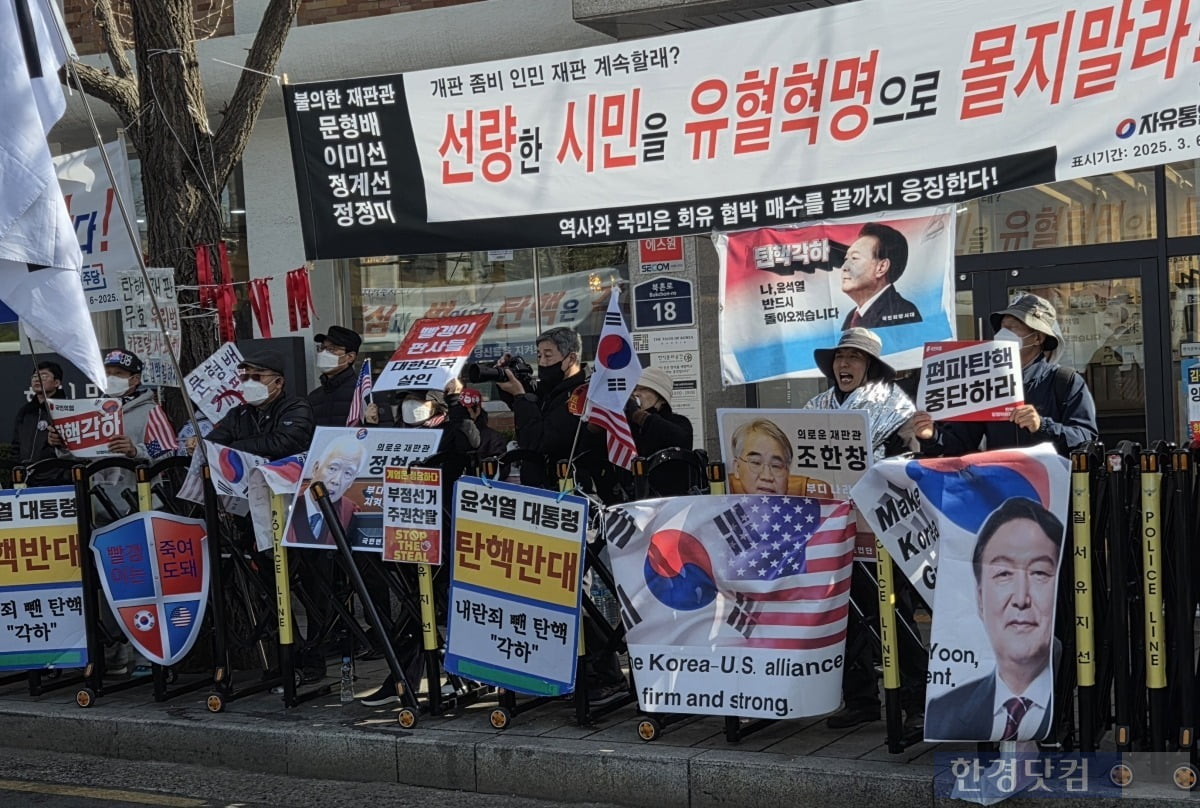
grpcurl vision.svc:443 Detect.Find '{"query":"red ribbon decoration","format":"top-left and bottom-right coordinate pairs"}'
top-left (195, 245), bottom-right (214, 310)
top-left (215, 282), bottom-right (236, 343)
top-left (248, 278), bottom-right (273, 339)
top-left (285, 267), bottom-right (316, 331)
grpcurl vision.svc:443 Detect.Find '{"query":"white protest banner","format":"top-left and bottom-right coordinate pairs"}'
top-left (54, 141), bottom-right (139, 313)
top-left (717, 210), bottom-right (955, 383)
top-left (382, 466), bottom-right (442, 565)
top-left (606, 495), bottom-right (855, 719)
top-left (285, 0), bottom-right (1200, 257)
top-left (116, 268), bottom-right (181, 387)
top-left (374, 313), bottom-right (493, 392)
top-left (849, 445), bottom-right (1069, 742)
top-left (46, 398), bottom-right (123, 458)
top-left (717, 408), bottom-right (870, 501)
top-left (184, 342), bottom-right (245, 424)
top-left (916, 340), bottom-right (1024, 421)
top-left (445, 478), bottom-right (586, 696)
top-left (282, 427), bottom-right (440, 552)
top-left (0, 487), bottom-right (86, 671)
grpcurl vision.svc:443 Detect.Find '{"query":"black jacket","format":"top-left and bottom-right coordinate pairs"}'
top-left (13, 389), bottom-right (69, 483)
top-left (628, 405), bottom-right (695, 498)
top-left (207, 394), bottom-right (315, 460)
top-left (307, 365), bottom-right (358, 427)
top-left (841, 284), bottom-right (923, 330)
top-left (503, 371), bottom-right (616, 500)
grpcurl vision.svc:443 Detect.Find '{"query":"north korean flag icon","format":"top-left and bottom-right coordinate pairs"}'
top-left (91, 511), bottom-right (209, 666)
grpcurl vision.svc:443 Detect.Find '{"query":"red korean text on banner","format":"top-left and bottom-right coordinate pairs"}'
top-left (374, 313), bottom-right (494, 392)
top-left (46, 398), bottom-right (125, 458)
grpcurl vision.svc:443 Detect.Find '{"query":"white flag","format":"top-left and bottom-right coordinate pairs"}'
top-left (0, 0), bottom-right (106, 386)
top-left (585, 287), bottom-right (642, 413)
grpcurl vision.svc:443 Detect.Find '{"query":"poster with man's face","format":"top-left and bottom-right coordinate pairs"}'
top-left (282, 427), bottom-right (439, 551)
top-left (716, 409), bottom-right (869, 500)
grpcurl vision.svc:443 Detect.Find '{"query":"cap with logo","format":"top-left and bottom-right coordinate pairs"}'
top-left (103, 349), bottom-right (144, 374)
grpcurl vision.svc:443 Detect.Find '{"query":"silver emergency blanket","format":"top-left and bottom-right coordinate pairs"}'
top-left (805, 381), bottom-right (915, 460)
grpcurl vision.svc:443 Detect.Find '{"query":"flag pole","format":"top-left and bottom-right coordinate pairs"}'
top-left (47, 17), bottom-right (205, 449)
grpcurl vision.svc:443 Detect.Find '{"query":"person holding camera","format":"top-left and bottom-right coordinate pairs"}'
top-left (494, 326), bottom-right (615, 499)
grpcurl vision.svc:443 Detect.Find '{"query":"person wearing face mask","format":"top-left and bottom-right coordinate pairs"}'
top-left (49, 349), bottom-right (159, 462)
top-left (494, 326), bottom-right (612, 498)
top-left (13, 361), bottom-right (68, 483)
top-left (205, 349), bottom-right (315, 460)
top-left (912, 293), bottom-right (1098, 458)
top-left (617, 367), bottom-right (695, 497)
top-left (460, 387), bottom-right (508, 466)
top-left (804, 328), bottom-right (927, 734)
top-left (307, 326), bottom-right (386, 426)
top-left (358, 378), bottom-right (480, 706)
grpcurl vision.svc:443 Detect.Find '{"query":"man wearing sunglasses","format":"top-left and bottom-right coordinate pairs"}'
top-left (206, 348), bottom-right (314, 461)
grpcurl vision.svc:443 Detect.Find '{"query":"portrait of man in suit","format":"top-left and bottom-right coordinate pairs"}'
top-left (287, 433), bottom-right (365, 548)
top-left (839, 222), bottom-right (923, 330)
top-left (924, 497), bottom-right (1063, 742)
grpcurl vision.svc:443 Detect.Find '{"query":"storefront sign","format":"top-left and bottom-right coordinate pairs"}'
top-left (638, 238), bottom-right (684, 274)
top-left (283, 0), bottom-right (1200, 256)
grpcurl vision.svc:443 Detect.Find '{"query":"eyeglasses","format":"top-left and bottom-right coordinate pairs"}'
top-left (317, 345), bottom-right (346, 355)
top-left (738, 456), bottom-right (788, 475)
top-left (237, 372), bottom-right (278, 383)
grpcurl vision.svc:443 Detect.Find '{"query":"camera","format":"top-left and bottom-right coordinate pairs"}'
top-left (467, 355), bottom-right (535, 387)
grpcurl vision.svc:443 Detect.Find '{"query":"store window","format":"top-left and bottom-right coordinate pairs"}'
top-left (1166, 160), bottom-right (1200, 236)
top-left (1169, 255), bottom-right (1200, 441)
top-left (349, 244), bottom-right (630, 425)
top-left (955, 169), bottom-right (1156, 255)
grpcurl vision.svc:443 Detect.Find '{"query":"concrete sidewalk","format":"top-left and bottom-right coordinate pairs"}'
top-left (0, 663), bottom-right (1190, 807)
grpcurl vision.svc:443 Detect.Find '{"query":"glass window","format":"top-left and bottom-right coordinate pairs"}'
top-left (956, 169), bottom-right (1156, 255)
top-left (1166, 160), bottom-right (1199, 236)
top-left (1009, 278), bottom-right (1145, 445)
top-left (1169, 255), bottom-right (1200, 441)
top-left (348, 244), bottom-right (630, 425)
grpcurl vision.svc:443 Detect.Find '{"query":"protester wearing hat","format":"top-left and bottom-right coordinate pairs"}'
top-left (205, 347), bottom-right (315, 461)
top-left (622, 367), bottom-right (694, 496)
top-left (460, 386), bottom-right (508, 468)
top-left (13, 361), bottom-right (68, 482)
top-left (309, 325), bottom-right (385, 426)
top-left (808, 328), bottom-right (918, 459)
top-left (805, 328), bottom-right (927, 733)
top-left (913, 293), bottom-right (1098, 458)
top-left (49, 349), bottom-right (160, 461)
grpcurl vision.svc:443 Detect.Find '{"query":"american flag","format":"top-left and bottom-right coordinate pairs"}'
top-left (346, 359), bottom-right (372, 426)
top-left (715, 496), bottom-right (855, 650)
top-left (585, 401), bottom-right (637, 470)
top-left (144, 405), bottom-right (179, 458)
top-left (608, 495), bottom-right (855, 651)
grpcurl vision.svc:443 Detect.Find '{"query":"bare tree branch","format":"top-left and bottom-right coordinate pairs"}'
top-left (210, 0), bottom-right (300, 185)
top-left (91, 0), bottom-right (134, 80)
top-left (67, 60), bottom-right (140, 143)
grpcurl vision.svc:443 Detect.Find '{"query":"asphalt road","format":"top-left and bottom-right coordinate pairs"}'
top-left (0, 745), bottom-right (621, 808)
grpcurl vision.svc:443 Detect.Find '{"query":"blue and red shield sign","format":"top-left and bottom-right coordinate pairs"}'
top-left (90, 511), bottom-right (209, 666)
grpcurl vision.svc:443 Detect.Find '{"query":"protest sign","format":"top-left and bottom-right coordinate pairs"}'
top-left (382, 466), bottom-right (442, 564)
top-left (917, 340), bottom-right (1024, 421)
top-left (606, 495), bottom-right (855, 719)
top-left (445, 478), bottom-right (586, 696)
top-left (849, 445), bottom-right (1069, 742)
top-left (717, 408), bottom-right (870, 500)
top-left (117, 268), bottom-right (181, 387)
top-left (90, 511), bottom-right (209, 667)
top-left (374, 313), bottom-right (492, 392)
top-left (0, 487), bottom-right (85, 671)
top-left (184, 342), bottom-right (245, 425)
top-left (54, 141), bottom-right (139, 313)
top-left (46, 398), bottom-right (123, 458)
top-left (282, 427), bottom-right (440, 552)
top-left (717, 210), bottom-right (954, 383)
